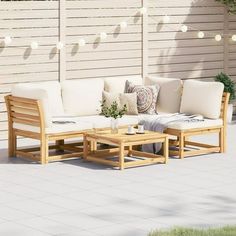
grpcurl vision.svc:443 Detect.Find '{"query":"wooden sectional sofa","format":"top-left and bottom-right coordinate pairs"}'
top-left (5, 76), bottom-right (229, 164)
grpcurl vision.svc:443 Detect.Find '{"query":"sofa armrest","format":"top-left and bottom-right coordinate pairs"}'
top-left (5, 95), bottom-right (46, 134)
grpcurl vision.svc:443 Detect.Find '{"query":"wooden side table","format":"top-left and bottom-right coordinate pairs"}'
top-left (83, 129), bottom-right (169, 170)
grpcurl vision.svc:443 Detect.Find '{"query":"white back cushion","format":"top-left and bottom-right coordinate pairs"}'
top-left (104, 76), bottom-right (142, 93)
top-left (62, 79), bottom-right (104, 116)
top-left (27, 81), bottom-right (64, 116)
top-left (11, 85), bottom-right (52, 127)
top-left (180, 80), bottom-right (224, 119)
top-left (12, 81), bottom-right (64, 116)
top-left (145, 76), bottom-right (183, 113)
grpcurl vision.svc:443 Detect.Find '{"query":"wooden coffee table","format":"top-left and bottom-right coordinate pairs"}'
top-left (83, 129), bottom-right (169, 170)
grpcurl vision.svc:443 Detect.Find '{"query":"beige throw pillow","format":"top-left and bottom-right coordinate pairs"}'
top-left (119, 93), bottom-right (138, 115)
top-left (102, 91), bottom-right (138, 115)
top-left (102, 91), bottom-right (120, 107)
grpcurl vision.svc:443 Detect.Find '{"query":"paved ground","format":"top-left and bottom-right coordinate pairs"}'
top-left (0, 124), bottom-right (235, 236)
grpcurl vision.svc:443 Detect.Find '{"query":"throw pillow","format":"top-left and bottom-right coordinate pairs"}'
top-left (119, 93), bottom-right (138, 115)
top-left (102, 91), bottom-right (138, 115)
top-left (125, 80), bottom-right (160, 114)
top-left (102, 91), bottom-right (120, 107)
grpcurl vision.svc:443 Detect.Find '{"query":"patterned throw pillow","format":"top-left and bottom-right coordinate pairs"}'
top-left (125, 80), bottom-right (159, 114)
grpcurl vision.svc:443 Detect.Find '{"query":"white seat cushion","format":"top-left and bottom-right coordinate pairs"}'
top-left (137, 112), bottom-right (173, 122)
top-left (145, 76), bottom-right (183, 113)
top-left (62, 79), bottom-right (104, 116)
top-left (104, 76), bottom-right (142, 93)
top-left (167, 118), bottom-right (223, 130)
top-left (12, 81), bottom-right (64, 116)
top-left (180, 80), bottom-right (224, 119)
top-left (11, 86), bottom-right (52, 127)
top-left (13, 117), bottom-right (93, 134)
top-left (75, 115), bottom-right (139, 129)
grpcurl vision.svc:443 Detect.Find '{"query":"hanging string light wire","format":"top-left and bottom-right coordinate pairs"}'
top-left (0, 4), bottom-right (235, 52)
top-left (148, 1), bottom-right (235, 41)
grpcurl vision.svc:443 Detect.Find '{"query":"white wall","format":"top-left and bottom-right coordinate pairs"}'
top-left (0, 0), bottom-right (235, 148)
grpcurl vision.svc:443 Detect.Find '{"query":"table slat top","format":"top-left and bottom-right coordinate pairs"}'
top-left (85, 129), bottom-right (168, 143)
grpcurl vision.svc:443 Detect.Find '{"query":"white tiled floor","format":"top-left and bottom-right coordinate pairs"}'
top-left (0, 123), bottom-right (235, 236)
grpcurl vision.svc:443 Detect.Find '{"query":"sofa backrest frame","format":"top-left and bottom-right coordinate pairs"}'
top-left (4, 95), bottom-right (46, 135)
top-left (220, 92), bottom-right (230, 127)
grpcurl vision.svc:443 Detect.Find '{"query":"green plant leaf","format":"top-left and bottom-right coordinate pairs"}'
top-left (100, 100), bottom-right (127, 119)
top-left (215, 0), bottom-right (236, 14)
top-left (214, 72), bottom-right (236, 102)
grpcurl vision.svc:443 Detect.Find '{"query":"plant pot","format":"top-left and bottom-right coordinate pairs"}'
top-left (110, 118), bottom-right (119, 134)
top-left (227, 103), bottom-right (233, 123)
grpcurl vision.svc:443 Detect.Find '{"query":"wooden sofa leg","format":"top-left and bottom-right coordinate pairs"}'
top-left (179, 134), bottom-right (185, 159)
top-left (56, 140), bottom-right (64, 152)
top-left (90, 141), bottom-right (97, 151)
top-left (219, 127), bottom-right (225, 153)
top-left (8, 129), bottom-right (16, 157)
top-left (40, 137), bottom-right (48, 164)
top-left (184, 136), bottom-right (189, 147)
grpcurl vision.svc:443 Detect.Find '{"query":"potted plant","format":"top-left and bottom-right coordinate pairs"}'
top-left (215, 72), bottom-right (236, 122)
top-left (100, 101), bottom-right (127, 133)
top-left (215, 0), bottom-right (236, 14)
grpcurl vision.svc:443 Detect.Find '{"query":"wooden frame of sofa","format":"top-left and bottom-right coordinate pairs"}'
top-left (5, 92), bottom-right (230, 163)
top-left (165, 92), bottom-right (230, 159)
top-left (5, 95), bottom-right (88, 164)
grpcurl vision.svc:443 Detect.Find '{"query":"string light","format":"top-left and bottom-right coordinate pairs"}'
top-left (180, 25), bottom-right (188, 33)
top-left (139, 7), bottom-right (147, 15)
top-left (1, 5), bottom-right (236, 53)
top-left (119, 21), bottom-right (128, 29)
top-left (4, 36), bottom-right (12, 45)
top-left (232, 35), bottom-right (236, 42)
top-left (215, 34), bottom-right (222, 42)
top-left (163, 15), bottom-right (170, 23)
top-left (100, 32), bottom-right (107, 40)
top-left (198, 31), bottom-right (205, 39)
top-left (56, 41), bottom-right (64, 50)
top-left (78, 38), bottom-right (86, 47)
top-left (30, 41), bottom-right (39, 49)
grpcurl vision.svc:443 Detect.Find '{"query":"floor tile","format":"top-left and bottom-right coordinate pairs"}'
top-left (45, 211), bottom-right (114, 231)
top-left (88, 224), bottom-right (148, 236)
top-left (16, 217), bottom-right (82, 235)
top-left (79, 205), bottom-right (142, 224)
top-left (39, 195), bottom-right (92, 211)
top-left (0, 222), bottom-right (51, 236)
top-left (5, 199), bottom-right (65, 217)
top-left (0, 205), bottom-right (36, 221)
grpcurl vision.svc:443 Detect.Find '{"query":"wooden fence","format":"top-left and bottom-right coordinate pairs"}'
top-left (0, 0), bottom-right (235, 147)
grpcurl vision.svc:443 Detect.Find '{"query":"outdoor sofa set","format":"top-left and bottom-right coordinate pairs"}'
top-left (5, 76), bottom-right (229, 168)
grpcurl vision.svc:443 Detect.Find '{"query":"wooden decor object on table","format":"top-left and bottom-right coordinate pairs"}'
top-left (83, 129), bottom-right (169, 170)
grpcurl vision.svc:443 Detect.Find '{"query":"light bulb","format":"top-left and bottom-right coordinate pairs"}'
top-left (30, 41), bottom-right (39, 49)
top-left (4, 36), bottom-right (12, 45)
top-left (198, 31), bottom-right (205, 39)
top-left (139, 7), bottom-right (147, 15)
top-left (100, 32), bottom-right (107, 40)
top-left (232, 35), bottom-right (236, 42)
top-left (56, 41), bottom-right (64, 50)
top-left (163, 15), bottom-right (170, 23)
top-left (119, 21), bottom-right (128, 29)
top-left (78, 38), bottom-right (86, 47)
top-left (215, 34), bottom-right (222, 42)
top-left (181, 25), bottom-right (188, 33)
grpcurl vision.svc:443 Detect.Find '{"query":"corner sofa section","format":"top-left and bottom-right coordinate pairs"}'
top-left (5, 76), bottom-right (229, 164)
